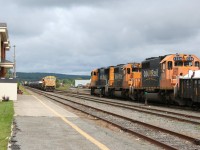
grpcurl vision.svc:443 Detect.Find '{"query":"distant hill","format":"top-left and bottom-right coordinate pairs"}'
top-left (17, 72), bottom-right (90, 81)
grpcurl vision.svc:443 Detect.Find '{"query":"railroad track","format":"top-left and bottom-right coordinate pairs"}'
top-left (28, 88), bottom-right (200, 150)
top-left (55, 90), bottom-right (200, 126)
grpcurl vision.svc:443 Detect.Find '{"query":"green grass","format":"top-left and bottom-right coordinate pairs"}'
top-left (56, 84), bottom-right (71, 91)
top-left (0, 101), bottom-right (14, 150)
top-left (19, 85), bottom-right (30, 95)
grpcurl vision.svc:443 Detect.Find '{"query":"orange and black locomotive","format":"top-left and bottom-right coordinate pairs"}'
top-left (91, 53), bottom-right (200, 106)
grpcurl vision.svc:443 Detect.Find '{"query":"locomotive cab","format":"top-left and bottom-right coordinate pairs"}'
top-left (90, 69), bottom-right (98, 95)
top-left (123, 63), bottom-right (138, 88)
top-left (160, 54), bottom-right (200, 90)
top-left (112, 63), bottom-right (141, 99)
top-left (142, 53), bottom-right (200, 105)
top-left (90, 67), bottom-right (114, 96)
top-left (90, 69), bottom-right (98, 87)
top-left (42, 76), bottom-right (56, 92)
top-left (129, 63), bottom-right (141, 88)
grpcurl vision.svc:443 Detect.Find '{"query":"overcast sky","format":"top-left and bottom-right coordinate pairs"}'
top-left (1, 0), bottom-right (200, 75)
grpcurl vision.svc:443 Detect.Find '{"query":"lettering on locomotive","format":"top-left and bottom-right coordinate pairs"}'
top-left (115, 74), bottom-right (123, 80)
top-left (143, 69), bottom-right (159, 78)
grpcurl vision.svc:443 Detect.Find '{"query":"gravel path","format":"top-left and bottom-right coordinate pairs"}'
top-left (58, 94), bottom-right (200, 140)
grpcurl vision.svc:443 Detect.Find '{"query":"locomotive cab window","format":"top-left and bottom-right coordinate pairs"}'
top-left (175, 61), bottom-right (183, 66)
top-left (195, 61), bottom-right (200, 67)
top-left (167, 61), bottom-right (172, 70)
top-left (184, 61), bottom-right (192, 66)
top-left (127, 68), bottom-right (131, 74)
top-left (132, 68), bottom-right (141, 72)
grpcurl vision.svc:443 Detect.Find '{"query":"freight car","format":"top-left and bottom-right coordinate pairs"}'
top-left (91, 53), bottom-right (200, 106)
top-left (28, 76), bottom-right (56, 92)
top-left (179, 70), bottom-right (200, 107)
top-left (29, 81), bottom-right (43, 89)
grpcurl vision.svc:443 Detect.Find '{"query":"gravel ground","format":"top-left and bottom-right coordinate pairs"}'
top-left (79, 90), bottom-right (200, 115)
top-left (68, 88), bottom-right (200, 117)
top-left (56, 93), bottom-right (200, 140)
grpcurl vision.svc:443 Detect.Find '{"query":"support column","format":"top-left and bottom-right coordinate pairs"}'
top-left (0, 34), bottom-right (1, 62)
top-left (0, 34), bottom-right (2, 77)
top-left (1, 42), bottom-right (6, 77)
top-left (2, 41), bottom-right (5, 60)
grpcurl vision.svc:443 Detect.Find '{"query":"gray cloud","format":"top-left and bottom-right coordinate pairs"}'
top-left (15, 0), bottom-right (120, 8)
top-left (2, 0), bottom-right (200, 75)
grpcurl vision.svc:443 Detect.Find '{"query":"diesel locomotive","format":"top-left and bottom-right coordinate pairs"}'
top-left (91, 62), bottom-right (141, 98)
top-left (91, 53), bottom-right (200, 106)
top-left (29, 76), bottom-right (56, 92)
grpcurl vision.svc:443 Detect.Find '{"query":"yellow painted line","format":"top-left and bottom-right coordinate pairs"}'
top-left (32, 95), bottom-right (110, 150)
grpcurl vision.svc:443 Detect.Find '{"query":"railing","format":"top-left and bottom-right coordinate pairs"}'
top-left (132, 78), bottom-right (141, 88)
top-left (0, 59), bottom-right (13, 63)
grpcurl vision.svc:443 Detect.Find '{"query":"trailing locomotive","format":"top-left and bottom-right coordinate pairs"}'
top-left (29, 76), bottom-right (56, 92)
top-left (91, 53), bottom-right (200, 106)
top-left (91, 62), bottom-right (141, 98)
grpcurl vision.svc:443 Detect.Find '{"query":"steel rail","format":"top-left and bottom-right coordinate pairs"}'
top-left (55, 91), bottom-right (200, 125)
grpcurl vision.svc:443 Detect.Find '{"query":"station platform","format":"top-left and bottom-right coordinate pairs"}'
top-left (9, 91), bottom-right (158, 150)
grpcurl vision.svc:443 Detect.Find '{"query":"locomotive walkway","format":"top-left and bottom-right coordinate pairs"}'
top-left (9, 91), bottom-right (157, 150)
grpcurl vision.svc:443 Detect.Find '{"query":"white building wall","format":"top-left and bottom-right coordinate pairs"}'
top-left (0, 79), bottom-right (17, 100)
top-left (75, 80), bottom-right (91, 87)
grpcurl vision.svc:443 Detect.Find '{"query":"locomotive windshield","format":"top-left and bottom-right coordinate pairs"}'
top-left (132, 67), bottom-right (141, 72)
top-left (183, 61), bottom-right (192, 66)
top-left (174, 61), bottom-right (193, 67)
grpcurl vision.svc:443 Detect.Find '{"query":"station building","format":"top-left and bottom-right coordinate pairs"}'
top-left (0, 23), bottom-right (17, 100)
top-left (0, 23), bottom-right (14, 77)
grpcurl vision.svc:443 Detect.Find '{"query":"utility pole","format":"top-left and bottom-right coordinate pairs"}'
top-left (13, 45), bottom-right (16, 78)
